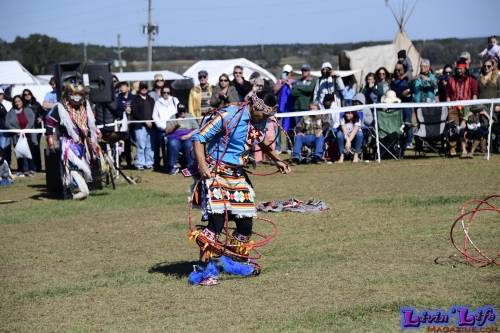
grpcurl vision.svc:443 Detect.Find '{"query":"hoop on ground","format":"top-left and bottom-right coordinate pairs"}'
top-left (449, 194), bottom-right (500, 267)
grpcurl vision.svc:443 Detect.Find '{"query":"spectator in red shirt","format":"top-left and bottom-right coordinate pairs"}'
top-left (446, 60), bottom-right (478, 157)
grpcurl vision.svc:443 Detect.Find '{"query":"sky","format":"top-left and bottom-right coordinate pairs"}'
top-left (0, 0), bottom-right (498, 47)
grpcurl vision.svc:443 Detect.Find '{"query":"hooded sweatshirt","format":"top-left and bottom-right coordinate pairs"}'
top-left (153, 96), bottom-right (179, 130)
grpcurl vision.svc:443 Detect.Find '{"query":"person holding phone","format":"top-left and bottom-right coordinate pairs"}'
top-left (164, 103), bottom-right (198, 175)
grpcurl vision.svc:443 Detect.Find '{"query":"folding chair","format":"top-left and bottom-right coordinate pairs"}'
top-left (375, 108), bottom-right (405, 160)
top-left (414, 106), bottom-right (449, 157)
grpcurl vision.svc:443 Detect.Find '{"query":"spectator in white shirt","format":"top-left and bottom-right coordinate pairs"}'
top-left (152, 86), bottom-right (179, 171)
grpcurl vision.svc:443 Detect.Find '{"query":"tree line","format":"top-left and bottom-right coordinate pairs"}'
top-left (0, 34), bottom-right (487, 75)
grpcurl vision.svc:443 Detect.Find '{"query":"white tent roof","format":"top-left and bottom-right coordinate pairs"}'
top-left (293, 69), bottom-right (360, 78)
top-left (11, 84), bottom-right (52, 105)
top-left (0, 60), bottom-right (41, 85)
top-left (115, 70), bottom-right (185, 82)
top-left (183, 58), bottom-right (277, 85)
top-left (341, 30), bottom-right (421, 84)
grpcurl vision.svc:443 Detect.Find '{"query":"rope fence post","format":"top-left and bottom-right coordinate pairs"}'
top-left (373, 107), bottom-right (381, 163)
top-left (486, 102), bottom-right (494, 161)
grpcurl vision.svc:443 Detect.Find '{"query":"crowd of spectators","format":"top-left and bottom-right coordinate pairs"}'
top-left (0, 36), bottom-right (499, 184)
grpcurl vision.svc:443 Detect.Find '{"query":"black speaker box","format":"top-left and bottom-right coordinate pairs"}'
top-left (87, 62), bottom-right (114, 103)
top-left (54, 62), bottom-right (83, 101)
top-left (44, 148), bottom-right (70, 199)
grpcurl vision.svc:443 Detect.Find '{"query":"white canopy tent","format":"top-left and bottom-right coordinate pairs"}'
top-left (0, 61), bottom-right (51, 103)
top-left (115, 70), bottom-right (186, 82)
top-left (38, 69), bottom-right (186, 85)
top-left (293, 69), bottom-right (360, 78)
top-left (183, 58), bottom-right (277, 85)
top-left (0, 60), bottom-right (41, 85)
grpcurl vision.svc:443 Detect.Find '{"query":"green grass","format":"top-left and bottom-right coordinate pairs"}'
top-left (0, 157), bottom-right (499, 332)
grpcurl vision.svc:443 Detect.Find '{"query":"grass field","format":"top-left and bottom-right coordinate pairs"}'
top-left (1, 156), bottom-right (499, 332)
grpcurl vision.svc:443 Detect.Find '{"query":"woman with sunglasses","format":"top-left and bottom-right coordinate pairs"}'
top-left (437, 64), bottom-right (453, 102)
top-left (5, 95), bottom-right (37, 176)
top-left (210, 73), bottom-right (239, 108)
top-left (22, 89), bottom-right (44, 171)
top-left (374, 67), bottom-right (391, 103)
top-left (478, 58), bottom-right (500, 152)
top-left (152, 86), bottom-right (179, 170)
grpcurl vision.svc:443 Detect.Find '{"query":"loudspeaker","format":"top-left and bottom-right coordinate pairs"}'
top-left (54, 62), bottom-right (83, 101)
top-left (87, 62), bottom-right (114, 103)
top-left (44, 148), bottom-right (70, 199)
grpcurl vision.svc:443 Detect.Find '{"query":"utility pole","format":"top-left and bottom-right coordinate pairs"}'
top-left (114, 33), bottom-right (124, 72)
top-left (83, 43), bottom-right (88, 64)
top-left (143, 0), bottom-right (159, 73)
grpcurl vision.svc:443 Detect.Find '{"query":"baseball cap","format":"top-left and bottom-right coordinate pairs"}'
top-left (321, 62), bottom-right (332, 70)
top-left (198, 70), bottom-right (208, 77)
top-left (301, 63), bottom-right (311, 71)
top-left (0, 88), bottom-right (4, 94)
top-left (139, 82), bottom-right (148, 90)
top-left (460, 51), bottom-right (471, 60)
top-left (154, 73), bottom-right (164, 81)
top-left (282, 64), bottom-right (293, 73)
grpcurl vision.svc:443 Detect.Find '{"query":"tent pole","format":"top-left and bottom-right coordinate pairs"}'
top-left (486, 102), bottom-right (494, 161)
top-left (374, 107), bottom-right (381, 163)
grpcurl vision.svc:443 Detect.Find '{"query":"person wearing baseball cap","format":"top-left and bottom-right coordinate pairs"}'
top-left (397, 49), bottom-right (414, 81)
top-left (273, 64), bottom-right (295, 153)
top-left (314, 61), bottom-right (345, 107)
top-left (130, 81), bottom-right (156, 170)
top-left (459, 51), bottom-right (471, 68)
top-left (291, 64), bottom-right (317, 113)
top-left (188, 70), bottom-right (214, 119)
top-left (446, 59), bottom-right (478, 157)
top-left (149, 73), bottom-right (165, 101)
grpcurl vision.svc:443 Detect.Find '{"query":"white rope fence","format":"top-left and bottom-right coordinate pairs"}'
top-left (1, 98), bottom-right (498, 162)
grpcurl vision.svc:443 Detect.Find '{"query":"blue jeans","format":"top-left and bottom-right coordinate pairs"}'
top-left (293, 134), bottom-right (324, 159)
top-left (337, 129), bottom-right (364, 154)
top-left (153, 129), bottom-right (167, 169)
top-left (134, 126), bottom-right (155, 168)
top-left (403, 108), bottom-right (414, 147)
top-left (166, 138), bottom-right (193, 172)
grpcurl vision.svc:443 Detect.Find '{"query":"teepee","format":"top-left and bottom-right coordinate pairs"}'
top-left (339, 0), bottom-right (422, 83)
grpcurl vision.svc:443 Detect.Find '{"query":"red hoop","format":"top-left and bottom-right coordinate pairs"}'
top-left (449, 195), bottom-right (500, 267)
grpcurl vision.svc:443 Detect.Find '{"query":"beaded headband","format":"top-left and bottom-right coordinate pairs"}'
top-left (251, 92), bottom-right (277, 116)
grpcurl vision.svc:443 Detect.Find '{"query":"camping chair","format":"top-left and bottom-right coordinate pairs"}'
top-left (414, 106), bottom-right (449, 157)
top-left (373, 108), bottom-right (406, 160)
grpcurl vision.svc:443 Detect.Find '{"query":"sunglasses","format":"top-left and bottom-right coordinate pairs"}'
top-left (219, 79), bottom-right (228, 82)
top-left (140, 87), bottom-right (148, 90)
top-left (198, 75), bottom-right (207, 79)
top-left (445, 71), bottom-right (453, 75)
top-left (23, 93), bottom-right (31, 96)
top-left (162, 91), bottom-right (170, 95)
top-left (484, 65), bottom-right (492, 68)
top-left (233, 71), bottom-right (243, 75)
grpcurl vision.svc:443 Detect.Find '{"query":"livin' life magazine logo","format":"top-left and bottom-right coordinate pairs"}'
top-left (400, 305), bottom-right (498, 332)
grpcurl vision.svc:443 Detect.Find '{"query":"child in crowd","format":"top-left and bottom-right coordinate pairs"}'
top-left (0, 151), bottom-right (14, 186)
